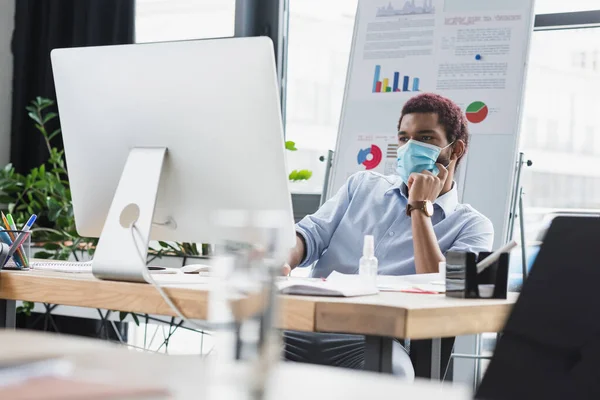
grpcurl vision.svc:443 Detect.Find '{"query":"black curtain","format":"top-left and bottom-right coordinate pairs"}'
top-left (10, 0), bottom-right (135, 174)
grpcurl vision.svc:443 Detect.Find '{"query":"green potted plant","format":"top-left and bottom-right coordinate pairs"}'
top-left (285, 140), bottom-right (313, 182)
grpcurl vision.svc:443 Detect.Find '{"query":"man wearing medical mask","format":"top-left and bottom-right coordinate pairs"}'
top-left (282, 93), bottom-right (493, 376)
top-left (285, 92), bottom-right (493, 277)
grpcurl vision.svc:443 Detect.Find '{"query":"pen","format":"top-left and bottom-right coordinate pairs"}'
top-left (0, 228), bottom-right (21, 268)
top-left (476, 240), bottom-right (518, 274)
top-left (1, 212), bottom-right (26, 267)
top-left (6, 214), bottom-right (16, 231)
top-left (6, 213), bottom-right (26, 265)
top-left (22, 214), bottom-right (37, 231)
top-left (17, 215), bottom-right (37, 266)
top-left (0, 230), bottom-right (14, 266)
top-left (8, 231), bottom-right (31, 259)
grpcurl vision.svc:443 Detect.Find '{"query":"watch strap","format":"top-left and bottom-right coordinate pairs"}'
top-left (406, 201), bottom-right (432, 217)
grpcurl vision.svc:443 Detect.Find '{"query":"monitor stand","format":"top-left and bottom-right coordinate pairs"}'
top-left (92, 147), bottom-right (168, 283)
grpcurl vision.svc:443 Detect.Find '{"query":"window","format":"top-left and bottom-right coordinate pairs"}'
top-left (285, 0), bottom-right (359, 193)
top-left (522, 116), bottom-right (539, 149)
top-left (583, 125), bottom-right (596, 154)
top-left (545, 119), bottom-right (560, 150)
top-left (535, 0), bottom-right (600, 14)
top-left (520, 28), bottom-right (600, 228)
top-left (135, 0), bottom-right (235, 43)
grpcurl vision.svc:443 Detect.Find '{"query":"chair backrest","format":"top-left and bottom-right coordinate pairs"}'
top-left (477, 216), bottom-right (600, 400)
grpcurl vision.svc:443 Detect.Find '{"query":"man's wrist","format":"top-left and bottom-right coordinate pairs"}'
top-left (290, 232), bottom-right (307, 268)
top-left (407, 200), bottom-right (434, 217)
top-left (411, 210), bottom-right (429, 221)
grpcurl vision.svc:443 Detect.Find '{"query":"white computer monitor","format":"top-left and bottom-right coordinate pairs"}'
top-left (50, 37), bottom-right (295, 283)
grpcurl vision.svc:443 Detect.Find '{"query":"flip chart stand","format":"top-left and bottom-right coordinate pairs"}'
top-left (445, 251), bottom-right (509, 299)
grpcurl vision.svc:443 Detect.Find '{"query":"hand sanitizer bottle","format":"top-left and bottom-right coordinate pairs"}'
top-left (359, 235), bottom-right (378, 285)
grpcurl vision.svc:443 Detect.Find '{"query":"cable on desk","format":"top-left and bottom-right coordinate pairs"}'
top-left (129, 223), bottom-right (211, 333)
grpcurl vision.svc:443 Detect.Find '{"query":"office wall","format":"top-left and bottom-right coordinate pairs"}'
top-left (0, 1), bottom-right (14, 167)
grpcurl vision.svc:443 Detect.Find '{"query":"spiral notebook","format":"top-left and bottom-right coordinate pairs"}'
top-left (30, 261), bottom-right (92, 273)
top-left (276, 271), bottom-right (379, 297)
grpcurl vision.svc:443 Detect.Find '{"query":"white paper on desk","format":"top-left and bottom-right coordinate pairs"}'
top-left (377, 273), bottom-right (446, 293)
top-left (276, 271), bottom-right (378, 297)
top-left (0, 358), bottom-right (74, 388)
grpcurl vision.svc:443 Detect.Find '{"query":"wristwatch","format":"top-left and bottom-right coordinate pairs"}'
top-left (406, 200), bottom-right (434, 217)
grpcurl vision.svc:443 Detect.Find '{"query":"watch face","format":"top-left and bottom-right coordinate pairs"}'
top-left (424, 201), bottom-right (434, 217)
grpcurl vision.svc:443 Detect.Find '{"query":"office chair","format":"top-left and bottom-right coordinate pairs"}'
top-left (476, 216), bottom-right (600, 400)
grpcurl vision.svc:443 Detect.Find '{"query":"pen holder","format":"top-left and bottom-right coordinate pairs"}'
top-left (445, 251), bottom-right (509, 299)
top-left (0, 230), bottom-right (32, 270)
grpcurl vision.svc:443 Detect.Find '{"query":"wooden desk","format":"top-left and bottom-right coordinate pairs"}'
top-left (314, 291), bottom-right (516, 339)
top-left (0, 270), bottom-right (209, 319)
top-left (0, 269), bottom-right (318, 332)
top-left (312, 291), bottom-right (516, 377)
top-left (0, 330), bottom-right (472, 399)
top-left (0, 270), bottom-right (516, 378)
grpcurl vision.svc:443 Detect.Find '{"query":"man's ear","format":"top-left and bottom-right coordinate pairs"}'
top-left (452, 139), bottom-right (466, 161)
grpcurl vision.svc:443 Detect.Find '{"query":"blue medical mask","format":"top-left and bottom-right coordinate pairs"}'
top-left (396, 140), bottom-right (453, 183)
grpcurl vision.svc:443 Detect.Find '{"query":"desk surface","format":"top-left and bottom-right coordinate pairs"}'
top-left (0, 269), bottom-right (319, 332)
top-left (0, 330), bottom-right (472, 399)
top-left (0, 270), bottom-right (516, 338)
top-left (314, 291), bottom-right (518, 339)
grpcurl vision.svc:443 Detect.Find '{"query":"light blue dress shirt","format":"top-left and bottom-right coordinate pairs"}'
top-left (296, 171), bottom-right (494, 278)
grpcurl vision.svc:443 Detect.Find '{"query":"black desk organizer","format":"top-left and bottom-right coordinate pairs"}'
top-left (445, 251), bottom-right (509, 299)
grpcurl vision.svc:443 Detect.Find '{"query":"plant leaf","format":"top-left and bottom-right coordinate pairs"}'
top-left (46, 197), bottom-right (63, 221)
top-left (289, 169), bottom-right (312, 181)
top-left (285, 141), bottom-right (298, 151)
top-left (43, 242), bottom-right (61, 251)
top-left (42, 112), bottom-right (58, 124)
top-left (48, 129), bottom-right (61, 141)
top-left (28, 112), bottom-right (41, 125)
top-left (34, 251), bottom-right (56, 259)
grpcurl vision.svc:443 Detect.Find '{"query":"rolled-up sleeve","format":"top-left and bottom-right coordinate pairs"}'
top-left (447, 212), bottom-right (495, 254)
top-left (295, 173), bottom-right (361, 267)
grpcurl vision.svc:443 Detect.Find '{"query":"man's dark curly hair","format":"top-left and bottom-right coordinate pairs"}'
top-left (398, 93), bottom-right (469, 163)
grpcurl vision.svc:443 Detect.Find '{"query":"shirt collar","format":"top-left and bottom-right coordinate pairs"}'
top-left (385, 178), bottom-right (459, 218)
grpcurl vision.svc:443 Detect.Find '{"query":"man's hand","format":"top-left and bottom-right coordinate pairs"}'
top-left (407, 163), bottom-right (449, 203)
top-left (282, 234), bottom-right (306, 276)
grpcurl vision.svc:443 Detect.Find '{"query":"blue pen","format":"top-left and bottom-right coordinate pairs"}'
top-left (22, 214), bottom-right (37, 232)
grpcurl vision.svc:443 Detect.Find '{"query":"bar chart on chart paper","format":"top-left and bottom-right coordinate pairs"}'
top-left (376, 0), bottom-right (436, 17)
top-left (372, 65), bottom-right (421, 93)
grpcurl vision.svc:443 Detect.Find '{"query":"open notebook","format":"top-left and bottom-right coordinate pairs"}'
top-left (276, 271), bottom-right (379, 297)
top-left (30, 261), bottom-right (92, 273)
top-left (29, 261), bottom-right (186, 275)
top-left (276, 272), bottom-right (446, 297)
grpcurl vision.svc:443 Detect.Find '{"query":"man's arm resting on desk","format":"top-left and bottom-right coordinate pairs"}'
top-left (283, 234), bottom-right (306, 275)
top-left (283, 173), bottom-right (365, 275)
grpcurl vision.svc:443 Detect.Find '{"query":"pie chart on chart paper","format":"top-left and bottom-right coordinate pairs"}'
top-left (357, 145), bottom-right (382, 170)
top-left (466, 101), bottom-right (489, 124)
